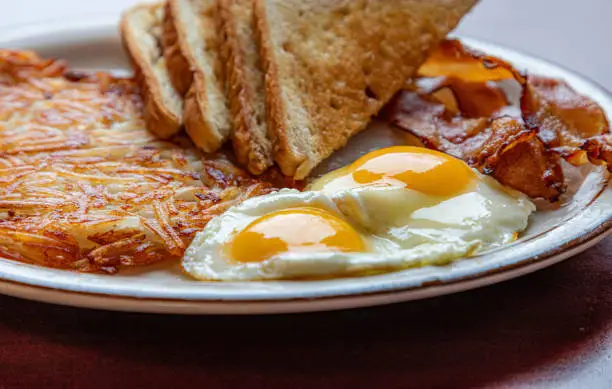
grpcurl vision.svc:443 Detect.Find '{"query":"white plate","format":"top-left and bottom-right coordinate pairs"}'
top-left (0, 17), bottom-right (610, 315)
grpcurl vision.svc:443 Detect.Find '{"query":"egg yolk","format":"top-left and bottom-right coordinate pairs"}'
top-left (228, 207), bottom-right (366, 263)
top-left (309, 146), bottom-right (476, 196)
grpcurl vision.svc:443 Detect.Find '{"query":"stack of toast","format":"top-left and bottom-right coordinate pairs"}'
top-left (121, 0), bottom-right (477, 179)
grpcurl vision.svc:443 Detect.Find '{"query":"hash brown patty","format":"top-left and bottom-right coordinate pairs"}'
top-left (0, 50), bottom-right (273, 273)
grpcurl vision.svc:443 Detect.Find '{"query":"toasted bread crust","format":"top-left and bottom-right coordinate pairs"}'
top-left (183, 74), bottom-right (222, 151)
top-left (120, 3), bottom-right (182, 139)
top-left (164, 0), bottom-right (232, 153)
top-left (162, 1), bottom-right (193, 96)
top-left (253, 0), bottom-right (304, 176)
top-left (255, 0), bottom-right (478, 179)
top-left (220, 0), bottom-right (274, 175)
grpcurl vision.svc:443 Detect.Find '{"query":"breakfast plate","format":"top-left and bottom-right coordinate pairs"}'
top-left (0, 17), bottom-right (610, 314)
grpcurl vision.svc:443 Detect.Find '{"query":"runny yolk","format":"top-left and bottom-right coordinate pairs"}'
top-left (228, 207), bottom-right (366, 263)
top-left (309, 146), bottom-right (477, 196)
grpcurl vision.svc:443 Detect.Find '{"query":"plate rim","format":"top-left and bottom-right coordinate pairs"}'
top-left (0, 17), bottom-right (611, 312)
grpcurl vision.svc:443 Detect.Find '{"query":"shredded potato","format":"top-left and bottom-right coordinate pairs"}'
top-left (0, 51), bottom-right (277, 273)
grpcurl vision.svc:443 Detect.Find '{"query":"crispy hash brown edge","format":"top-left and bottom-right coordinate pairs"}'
top-left (0, 50), bottom-right (278, 273)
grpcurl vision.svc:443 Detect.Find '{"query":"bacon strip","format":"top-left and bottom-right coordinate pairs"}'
top-left (521, 75), bottom-right (611, 170)
top-left (388, 89), bottom-right (565, 200)
top-left (385, 39), bottom-right (611, 201)
top-left (418, 39), bottom-right (524, 83)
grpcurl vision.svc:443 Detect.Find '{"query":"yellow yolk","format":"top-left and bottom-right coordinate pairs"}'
top-left (228, 207), bottom-right (366, 263)
top-left (309, 146), bottom-right (477, 196)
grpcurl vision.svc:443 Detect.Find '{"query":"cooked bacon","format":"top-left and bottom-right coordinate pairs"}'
top-left (432, 78), bottom-right (510, 119)
top-left (387, 89), bottom-right (565, 200)
top-left (582, 135), bottom-right (612, 167)
top-left (384, 39), bottom-right (612, 201)
top-left (489, 134), bottom-right (565, 200)
top-left (418, 39), bottom-right (524, 83)
top-left (521, 75), bottom-right (611, 169)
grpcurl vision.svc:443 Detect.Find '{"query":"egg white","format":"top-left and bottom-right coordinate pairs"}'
top-left (333, 174), bottom-right (535, 251)
top-left (183, 171), bottom-right (534, 281)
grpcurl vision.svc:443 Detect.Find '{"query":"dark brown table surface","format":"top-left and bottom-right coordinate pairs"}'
top-left (0, 237), bottom-right (609, 388)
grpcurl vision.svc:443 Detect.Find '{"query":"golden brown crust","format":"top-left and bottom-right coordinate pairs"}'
top-left (220, 0), bottom-right (274, 175)
top-left (162, 1), bottom-right (193, 96)
top-left (253, 0), bottom-right (304, 176)
top-left (165, 0), bottom-right (232, 153)
top-left (0, 50), bottom-right (280, 273)
top-left (120, 3), bottom-right (182, 139)
top-left (254, 0), bottom-right (478, 179)
top-left (183, 74), bottom-right (224, 151)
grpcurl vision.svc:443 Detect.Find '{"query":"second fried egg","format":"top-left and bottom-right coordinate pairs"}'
top-left (183, 147), bottom-right (535, 280)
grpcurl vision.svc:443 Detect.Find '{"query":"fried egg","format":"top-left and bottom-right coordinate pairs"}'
top-left (183, 147), bottom-right (535, 280)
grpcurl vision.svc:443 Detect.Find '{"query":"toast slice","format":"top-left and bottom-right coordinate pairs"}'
top-left (163, 0), bottom-right (232, 152)
top-left (121, 3), bottom-right (182, 138)
top-left (220, 0), bottom-right (274, 175)
top-left (255, 0), bottom-right (479, 179)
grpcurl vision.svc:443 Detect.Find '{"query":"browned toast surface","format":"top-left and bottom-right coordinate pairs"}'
top-left (164, 0), bottom-right (232, 153)
top-left (220, 0), bottom-right (274, 175)
top-left (255, 0), bottom-right (478, 179)
top-left (162, 1), bottom-right (193, 96)
top-left (121, 2), bottom-right (183, 139)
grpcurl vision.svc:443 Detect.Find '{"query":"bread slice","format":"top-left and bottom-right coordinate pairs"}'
top-left (254, 0), bottom-right (479, 179)
top-left (163, 0), bottom-right (232, 153)
top-left (220, 0), bottom-right (274, 175)
top-left (161, 1), bottom-right (192, 96)
top-left (121, 3), bottom-right (182, 138)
